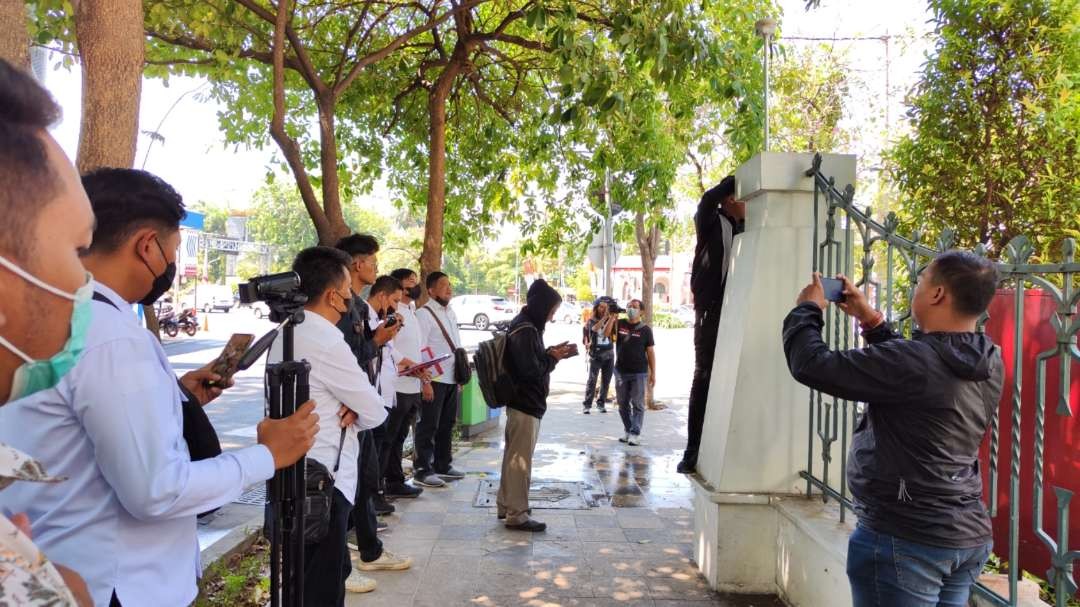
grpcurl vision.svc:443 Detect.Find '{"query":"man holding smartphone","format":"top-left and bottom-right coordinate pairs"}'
top-left (783, 254), bottom-right (1003, 607)
top-left (582, 298), bottom-right (617, 414)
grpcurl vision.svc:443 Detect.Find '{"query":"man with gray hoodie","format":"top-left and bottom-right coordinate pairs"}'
top-left (783, 251), bottom-right (1003, 607)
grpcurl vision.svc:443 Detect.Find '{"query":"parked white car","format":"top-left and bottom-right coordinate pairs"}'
top-left (450, 295), bottom-right (516, 331)
top-left (181, 285), bottom-right (235, 314)
top-left (556, 301), bottom-right (580, 324)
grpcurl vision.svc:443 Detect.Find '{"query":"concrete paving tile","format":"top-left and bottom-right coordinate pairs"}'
top-left (574, 514), bottom-right (619, 528)
top-left (645, 574), bottom-right (718, 601)
top-left (582, 556), bottom-right (650, 577)
top-left (398, 510), bottom-right (448, 525)
top-left (444, 512), bottom-right (495, 526)
top-left (394, 523), bottom-right (445, 540)
top-left (531, 540), bottom-right (585, 559)
top-left (432, 538), bottom-right (494, 556)
top-left (394, 498), bottom-right (451, 513)
top-left (588, 575), bottom-right (653, 601)
top-left (614, 514), bottom-right (666, 529)
top-left (527, 555), bottom-right (589, 577)
top-left (439, 524), bottom-right (492, 540)
top-left (627, 542), bottom-right (694, 558)
top-left (576, 527), bottom-right (628, 542)
top-left (621, 528), bottom-right (677, 543)
top-left (577, 542), bottom-right (629, 560)
top-left (344, 592), bottom-right (414, 606)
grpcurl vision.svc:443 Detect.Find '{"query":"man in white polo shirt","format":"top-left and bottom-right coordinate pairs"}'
top-left (414, 271), bottom-right (466, 488)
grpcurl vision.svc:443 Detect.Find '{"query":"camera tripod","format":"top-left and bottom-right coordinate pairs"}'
top-left (240, 301), bottom-right (309, 607)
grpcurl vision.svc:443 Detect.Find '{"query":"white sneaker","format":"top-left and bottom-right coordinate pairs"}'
top-left (618, 433), bottom-right (629, 443)
top-left (345, 569), bottom-right (376, 593)
top-left (357, 549), bottom-right (413, 571)
top-left (628, 435), bottom-right (641, 446)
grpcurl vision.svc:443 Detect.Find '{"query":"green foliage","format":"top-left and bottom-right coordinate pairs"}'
top-left (771, 44), bottom-right (853, 153)
top-left (571, 263), bottom-right (594, 302)
top-left (887, 0), bottom-right (1080, 259)
top-left (651, 311), bottom-right (689, 329)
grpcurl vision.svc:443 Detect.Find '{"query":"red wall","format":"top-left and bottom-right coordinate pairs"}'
top-left (980, 289), bottom-right (1080, 577)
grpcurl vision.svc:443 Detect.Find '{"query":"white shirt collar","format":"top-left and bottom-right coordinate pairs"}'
top-left (92, 281), bottom-right (131, 312)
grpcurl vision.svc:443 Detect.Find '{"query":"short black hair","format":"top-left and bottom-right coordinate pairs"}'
top-left (292, 246), bottom-right (352, 302)
top-left (82, 168), bottom-right (186, 254)
top-left (390, 268), bottom-right (417, 282)
top-left (701, 175), bottom-right (736, 207)
top-left (426, 271), bottom-right (448, 290)
top-left (0, 59), bottom-right (63, 262)
top-left (928, 250), bottom-right (999, 317)
top-left (334, 233), bottom-right (379, 258)
top-left (370, 275), bottom-right (403, 297)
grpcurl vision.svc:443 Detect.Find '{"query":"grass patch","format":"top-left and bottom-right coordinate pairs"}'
top-left (195, 536), bottom-right (270, 607)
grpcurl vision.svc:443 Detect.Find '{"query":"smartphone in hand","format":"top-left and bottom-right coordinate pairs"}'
top-left (207, 333), bottom-right (255, 387)
top-left (820, 277), bottom-right (846, 303)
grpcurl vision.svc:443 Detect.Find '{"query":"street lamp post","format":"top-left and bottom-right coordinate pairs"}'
top-left (755, 18), bottom-right (778, 152)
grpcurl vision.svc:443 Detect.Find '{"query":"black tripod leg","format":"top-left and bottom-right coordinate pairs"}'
top-left (266, 366), bottom-right (284, 607)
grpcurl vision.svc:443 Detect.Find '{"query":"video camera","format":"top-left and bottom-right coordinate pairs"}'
top-left (596, 296), bottom-right (624, 314)
top-left (238, 271), bottom-right (307, 324)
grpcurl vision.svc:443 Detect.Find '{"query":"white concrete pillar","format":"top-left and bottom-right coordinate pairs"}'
top-left (691, 152), bottom-right (857, 602)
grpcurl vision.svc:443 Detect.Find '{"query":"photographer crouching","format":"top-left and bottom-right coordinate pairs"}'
top-left (782, 251), bottom-right (1003, 607)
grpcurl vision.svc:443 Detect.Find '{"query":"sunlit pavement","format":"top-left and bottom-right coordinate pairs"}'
top-left (168, 311), bottom-right (785, 606)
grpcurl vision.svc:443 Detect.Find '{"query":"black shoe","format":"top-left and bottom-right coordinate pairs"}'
top-left (386, 482), bottom-right (423, 499)
top-left (372, 494), bottom-right (395, 515)
top-left (506, 519), bottom-right (546, 532)
top-left (437, 467), bottom-right (466, 480)
top-left (676, 459), bottom-right (696, 474)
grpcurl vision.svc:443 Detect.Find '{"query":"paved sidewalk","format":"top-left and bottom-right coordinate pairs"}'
top-left (349, 380), bottom-right (784, 607)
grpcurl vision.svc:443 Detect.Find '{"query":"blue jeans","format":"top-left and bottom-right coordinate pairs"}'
top-left (847, 525), bottom-right (991, 607)
top-left (616, 372), bottom-right (648, 436)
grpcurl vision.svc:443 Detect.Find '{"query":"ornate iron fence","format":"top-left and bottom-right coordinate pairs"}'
top-left (801, 153), bottom-right (1080, 606)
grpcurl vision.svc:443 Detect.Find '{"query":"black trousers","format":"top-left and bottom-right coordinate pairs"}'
top-left (684, 301), bottom-right (723, 464)
top-left (349, 429), bottom-right (383, 563)
top-left (381, 393), bottom-right (421, 485)
top-left (583, 350), bottom-right (614, 409)
top-left (414, 382), bottom-right (459, 478)
top-left (304, 488), bottom-right (352, 607)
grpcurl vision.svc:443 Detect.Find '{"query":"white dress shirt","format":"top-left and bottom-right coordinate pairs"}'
top-left (393, 302), bottom-right (423, 394)
top-left (417, 299), bottom-right (462, 385)
top-left (0, 282), bottom-right (275, 607)
top-left (267, 310), bottom-right (386, 504)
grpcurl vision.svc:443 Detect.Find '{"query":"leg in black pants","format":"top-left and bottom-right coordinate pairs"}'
top-left (414, 382), bottom-right (459, 478)
top-left (382, 393), bottom-right (420, 487)
top-left (681, 302), bottom-right (722, 472)
top-left (596, 351), bottom-right (614, 410)
top-left (432, 382), bottom-right (459, 475)
top-left (349, 431), bottom-right (383, 563)
top-left (304, 488), bottom-right (352, 607)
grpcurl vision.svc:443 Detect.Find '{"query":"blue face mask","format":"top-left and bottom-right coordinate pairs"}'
top-left (0, 255), bottom-right (93, 403)
top-left (627, 308), bottom-right (641, 321)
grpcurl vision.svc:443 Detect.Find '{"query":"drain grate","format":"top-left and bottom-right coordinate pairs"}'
top-left (474, 480), bottom-right (592, 510)
top-left (233, 484), bottom-right (268, 506)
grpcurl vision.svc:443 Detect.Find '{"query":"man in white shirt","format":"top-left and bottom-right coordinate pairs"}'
top-left (0, 168), bottom-right (318, 607)
top-left (414, 271), bottom-right (467, 488)
top-left (267, 246), bottom-right (388, 606)
top-left (383, 268), bottom-right (430, 498)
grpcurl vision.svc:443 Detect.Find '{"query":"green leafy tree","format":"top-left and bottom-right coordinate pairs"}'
top-left (888, 0), bottom-right (1080, 257)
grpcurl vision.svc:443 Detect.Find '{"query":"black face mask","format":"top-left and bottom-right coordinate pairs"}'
top-left (138, 238), bottom-right (176, 306)
top-left (406, 285), bottom-right (421, 301)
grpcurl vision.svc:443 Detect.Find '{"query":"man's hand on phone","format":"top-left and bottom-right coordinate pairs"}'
top-left (373, 320), bottom-right (402, 346)
top-left (796, 273), bottom-right (827, 311)
top-left (257, 400), bottom-right (319, 469)
top-left (835, 275), bottom-right (876, 323)
top-left (180, 361), bottom-right (232, 406)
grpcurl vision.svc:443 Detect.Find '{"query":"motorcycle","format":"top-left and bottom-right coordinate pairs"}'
top-left (162, 308), bottom-right (199, 337)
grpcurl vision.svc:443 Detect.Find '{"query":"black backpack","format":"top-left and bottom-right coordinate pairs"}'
top-left (474, 324), bottom-right (533, 408)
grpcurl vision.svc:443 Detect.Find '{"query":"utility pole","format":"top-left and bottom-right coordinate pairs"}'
top-left (755, 18), bottom-right (777, 152)
top-left (603, 168), bottom-right (613, 298)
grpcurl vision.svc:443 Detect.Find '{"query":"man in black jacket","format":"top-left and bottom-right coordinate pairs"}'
top-left (679, 176), bottom-right (746, 474)
top-left (783, 251), bottom-right (1003, 607)
top-left (499, 279), bottom-right (576, 532)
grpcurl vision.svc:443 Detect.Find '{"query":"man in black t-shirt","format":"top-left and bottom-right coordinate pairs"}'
top-left (614, 299), bottom-right (655, 446)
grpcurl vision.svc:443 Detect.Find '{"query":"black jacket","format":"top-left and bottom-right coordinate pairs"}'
top-left (505, 280), bottom-right (562, 419)
top-left (782, 302), bottom-right (1004, 548)
top-left (690, 184), bottom-right (745, 311)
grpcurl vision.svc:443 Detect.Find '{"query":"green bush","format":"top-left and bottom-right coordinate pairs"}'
top-left (652, 311), bottom-right (690, 329)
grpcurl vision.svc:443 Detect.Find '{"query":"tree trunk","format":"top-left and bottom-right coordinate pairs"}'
top-left (73, 0), bottom-right (158, 334)
top-left (0, 1), bottom-right (30, 69)
top-left (420, 62), bottom-right (464, 281)
top-left (74, 0), bottom-right (143, 173)
top-left (635, 210), bottom-right (663, 409)
top-left (316, 95), bottom-right (350, 245)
